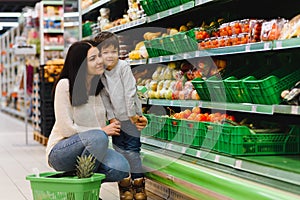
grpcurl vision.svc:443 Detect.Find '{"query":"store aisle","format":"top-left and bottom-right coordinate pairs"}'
top-left (0, 111), bottom-right (120, 200)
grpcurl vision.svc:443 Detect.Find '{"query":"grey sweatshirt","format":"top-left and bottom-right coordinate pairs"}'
top-left (101, 60), bottom-right (142, 121)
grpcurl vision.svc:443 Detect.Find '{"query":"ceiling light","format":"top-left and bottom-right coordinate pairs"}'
top-left (0, 22), bottom-right (19, 27)
top-left (0, 12), bottom-right (21, 18)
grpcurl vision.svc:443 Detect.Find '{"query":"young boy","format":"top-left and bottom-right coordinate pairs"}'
top-left (94, 31), bottom-right (147, 200)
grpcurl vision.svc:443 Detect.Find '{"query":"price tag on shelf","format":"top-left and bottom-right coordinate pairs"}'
top-left (181, 147), bottom-right (187, 153)
top-left (159, 56), bottom-right (163, 62)
top-left (214, 155), bottom-right (220, 162)
top-left (169, 9), bottom-right (173, 16)
top-left (196, 150), bottom-right (201, 158)
top-left (157, 12), bottom-right (161, 19)
top-left (180, 5), bottom-right (184, 11)
top-left (170, 55), bottom-right (174, 61)
top-left (291, 106), bottom-right (298, 115)
top-left (170, 100), bottom-right (174, 106)
top-left (234, 160), bottom-right (242, 169)
top-left (264, 42), bottom-right (270, 50)
top-left (166, 143), bottom-right (173, 149)
top-left (276, 41), bottom-right (282, 49)
top-left (245, 44), bottom-right (251, 52)
top-left (251, 105), bottom-right (257, 112)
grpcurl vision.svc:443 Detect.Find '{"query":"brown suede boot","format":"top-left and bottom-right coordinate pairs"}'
top-left (132, 177), bottom-right (147, 200)
top-left (118, 176), bottom-right (134, 200)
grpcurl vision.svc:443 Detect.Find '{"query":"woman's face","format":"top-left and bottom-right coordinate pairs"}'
top-left (87, 47), bottom-right (104, 75)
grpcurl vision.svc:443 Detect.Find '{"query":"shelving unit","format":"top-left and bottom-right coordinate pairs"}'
top-left (39, 0), bottom-right (64, 65)
top-left (78, 0), bottom-right (300, 199)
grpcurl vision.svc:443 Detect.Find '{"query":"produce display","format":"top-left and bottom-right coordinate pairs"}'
top-left (42, 59), bottom-right (64, 82)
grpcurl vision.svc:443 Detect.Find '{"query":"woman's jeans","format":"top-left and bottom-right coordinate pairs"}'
top-left (112, 120), bottom-right (144, 180)
top-left (48, 129), bottom-right (130, 182)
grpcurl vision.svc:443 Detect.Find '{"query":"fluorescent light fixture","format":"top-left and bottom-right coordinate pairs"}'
top-left (0, 12), bottom-right (21, 18)
top-left (64, 12), bottom-right (79, 18)
top-left (0, 26), bottom-right (2, 30)
top-left (0, 22), bottom-right (19, 27)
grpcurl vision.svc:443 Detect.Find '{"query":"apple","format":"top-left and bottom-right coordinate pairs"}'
top-left (192, 106), bottom-right (201, 114)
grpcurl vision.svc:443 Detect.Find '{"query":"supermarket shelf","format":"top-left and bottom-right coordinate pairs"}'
top-left (142, 146), bottom-right (300, 199)
top-left (141, 137), bottom-right (300, 191)
top-left (195, 0), bottom-right (214, 6)
top-left (147, 99), bottom-right (300, 115)
top-left (108, 17), bottom-right (147, 33)
top-left (43, 29), bottom-right (64, 34)
top-left (43, 0), bottom-right (63, 6)
top-left (82, 0), bottom-right (110, 15)
top-left (1, 106), bottom-right (31, 121)
top-left (136, 38), bottom-right (300, 65)
top-left (146, 1), bottom-right (195, 23)
top-left (44, 45), bottom-right (64, 51)
top-left (128, 58), bottom-right (147, 65)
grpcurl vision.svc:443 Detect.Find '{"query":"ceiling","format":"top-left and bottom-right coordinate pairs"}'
top-left (0, 0), bottom-right (40, 35)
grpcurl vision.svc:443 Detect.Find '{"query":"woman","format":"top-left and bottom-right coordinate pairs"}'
top-left (46, 40), bottom-right (146, 185)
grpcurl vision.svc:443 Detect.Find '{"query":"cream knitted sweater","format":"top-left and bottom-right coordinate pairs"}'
top-left (45, 79), bottom-right (107, 163)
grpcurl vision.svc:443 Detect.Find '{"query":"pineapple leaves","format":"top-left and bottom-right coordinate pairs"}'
top-left (76, 154), bottom-right (96, 178)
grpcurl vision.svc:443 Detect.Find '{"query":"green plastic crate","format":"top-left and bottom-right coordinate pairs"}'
top-left (191, 77), bottom-right (211, 101)
top-left (141, 114), bottom-right (153, 137)
top-left (144, 40), bottom-right (158, 58)
top-left (202, 123), bottom-right (300, 156)
top-left (167, 118), bottom-right (183, 143)
top-left (243, 67), bottom-right (300, 105)
top-left (180, 120), bottom-right (206, 147)
top-left (173, 32), bottom-right (198, 54)
top-left (149, 115), bottom-right (169, 139)
top-left (26, 172), bottom-right (105, 200)
top-left (224, 65), bottom-right (281, 103)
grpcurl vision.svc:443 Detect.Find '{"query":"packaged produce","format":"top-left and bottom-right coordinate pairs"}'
top-left (260, 18), bottom-right (287, 41)
top-left (249, 19), bottom-right (264, 42)
top-left (279, 14), bottom-right (300, 39)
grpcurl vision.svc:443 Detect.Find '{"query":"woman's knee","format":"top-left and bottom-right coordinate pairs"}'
top-left (80, 129), bottom-right (109, 147)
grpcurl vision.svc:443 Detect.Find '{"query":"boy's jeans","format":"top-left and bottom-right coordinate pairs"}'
top-left (48, 129), bottom-right (130, 182)
top-left (112, 120), bottom-right (144, 179)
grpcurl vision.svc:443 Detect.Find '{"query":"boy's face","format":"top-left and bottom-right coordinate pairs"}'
top-left (101, 44), bottom-right (119, 70)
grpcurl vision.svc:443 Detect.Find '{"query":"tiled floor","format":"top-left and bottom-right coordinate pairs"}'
top-left (0, 111), bottom-right (122, 200)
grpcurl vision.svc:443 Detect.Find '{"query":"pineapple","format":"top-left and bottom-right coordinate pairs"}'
top-left (76, 154), bottom-right (96, 178)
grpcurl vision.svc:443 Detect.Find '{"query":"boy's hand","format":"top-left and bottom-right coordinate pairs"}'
top-left (130, 115), bottom-right (139, 124)
top-left (135, 116), bottom-right (148, 131)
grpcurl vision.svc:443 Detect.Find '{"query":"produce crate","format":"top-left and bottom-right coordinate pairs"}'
top-left (202, 122), bottom-right (300, 156)
top-left (167, 118), bottom-right (183, 143)
top-left (26, 172), bottom-right (105, 200)
top-left (173, 32), bottom-right (198, 54)
top-left (243, 67), bottom-right (300, 105)
top-left (191, 77), bottom-right (211, 101)
top-left (144, 40), bottom-right (158, 58)
top-left (180, 120), bottom-right (206, 147)
top-left (146, 115), bottom-right (169, 140)
top-left (141, 114), bottom-right (152, 136)
top-left (224, 65), bottom-right (282, 103)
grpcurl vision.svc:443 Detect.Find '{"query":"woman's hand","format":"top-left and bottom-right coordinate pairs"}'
top-left (135, 116), bottom-right (148, 131)
top-left (102, 121), bottom-right (121, 136)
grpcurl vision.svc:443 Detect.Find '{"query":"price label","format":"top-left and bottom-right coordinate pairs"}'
top-left (196, 151), bottom-right (201, 157)
top-left (159, 56), bottom-right (163, 62)
top-left (214, 155), bottom-right (220, 162)
top-left (148, 99), bottom-right (152, 104)
top-left (251, 105), bottom-right (257, 112)
top-left (181, 147), bottom-right (186, 153)
top-left (157, 12), bottom-right (161, 19)
top-left (264, 42), bottom-right (270, 49)
top-left (245, 44), bottom-right (251, 52)
top-left (170, 55), bottom-right (174, 61)
top-left (276, 41), bottom-right (282, 49)
top-left (195, 0), bottom-right (202, 5)
top-left (180, 5), bottom-right (184, 11)
top-left (291, 106), bottom-right (298, 115)
top-left (198, 101), bottom-right (202, 107)
top-left (170, 100), bottom-right (174, 106)
top-left (169, 9), bottom-right (173, 16)
top-left (235, 160), bottom-right (242, 169)
top-left (167, 143), bottom-right (173, 149)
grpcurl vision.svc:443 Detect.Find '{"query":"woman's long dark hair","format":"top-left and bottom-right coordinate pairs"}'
top-left (52, 40), bottom-right (104, 106)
